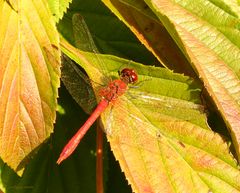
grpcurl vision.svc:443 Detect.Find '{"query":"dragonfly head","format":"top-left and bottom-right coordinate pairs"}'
top-left (119, 68), bottom-right (138, 84)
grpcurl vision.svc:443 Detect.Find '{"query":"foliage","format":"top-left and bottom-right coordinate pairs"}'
top-left (0, 0), bottom-right (240, 193)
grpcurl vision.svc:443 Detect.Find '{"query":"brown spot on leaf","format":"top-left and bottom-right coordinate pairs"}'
top-left (178, 141), bottom-right (185, 148)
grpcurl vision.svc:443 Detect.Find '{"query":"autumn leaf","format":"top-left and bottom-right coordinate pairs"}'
top-left (1, 0), bottom-right (239, 193)
top-left (103, 0), bottom-right (240, 167)
top-left (0, 0), bottom-right (60, 175)
top-left (146, 0), bottom-right (240, 163)
top-left (61, 33), bottom-right (240, 192)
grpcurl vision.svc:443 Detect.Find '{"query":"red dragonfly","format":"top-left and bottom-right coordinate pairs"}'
top-left (57, 13), bottom-right (139, 164)
top-left (57, 67), bottom-right (138, 164)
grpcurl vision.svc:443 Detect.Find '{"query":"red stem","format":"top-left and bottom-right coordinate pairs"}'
top-left (57, 99), bottom-right (109, 164)
top-left (96, 123), bottom-right (104, 193)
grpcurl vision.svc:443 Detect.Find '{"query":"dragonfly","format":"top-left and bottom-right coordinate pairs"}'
top-left (57, 14), bottom-right (204, 165)
top-left (56, 13), bottom-right (212, 193)
top-left (57, 66), bottom-right (138, 164)
top-left (57, 14), bottom-right (141, 164)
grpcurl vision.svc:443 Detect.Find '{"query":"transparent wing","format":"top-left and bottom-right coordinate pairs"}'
top-left (72, 13), bottom-right (111, 84)
top-left (72, 14), bottom-right (99, 53)
top-left (102, 90), bottom-right (207, 142)
top-left (126, 89), bottom-right (208, 129)
top-left (99, 75), bottom-right (209, 140)
top-left (61, 53), bottom-right (97, 114)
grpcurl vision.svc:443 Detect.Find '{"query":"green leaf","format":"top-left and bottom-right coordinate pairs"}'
top-left (47, 0), bottom-right (72, 22)
top-left (2, 0), bottom-right (239, 192)
top-left (60, 36), bottom-right (239, 192)
top-left (142, 0), bottom-right (240, 162)
top-left (103, 0), bottom-right (240, 163)
top-left (0, 0), bottom-right (60, 175)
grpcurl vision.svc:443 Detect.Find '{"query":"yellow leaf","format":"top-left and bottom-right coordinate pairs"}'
top-left (0, 0), bottom-right (60, 175)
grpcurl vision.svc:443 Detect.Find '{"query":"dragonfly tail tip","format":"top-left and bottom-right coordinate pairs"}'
top-left (56, 156), bottom-right (64, 165)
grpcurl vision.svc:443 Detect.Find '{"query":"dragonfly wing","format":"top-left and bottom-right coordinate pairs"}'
top-left (72, 14), bottom-right (112, 84)
top-left (61, 53), bottom-right (97, 114)
top-left (126, 89), bottom-right (209, 130)
top-left (72, 13), bottom-right (99, 53)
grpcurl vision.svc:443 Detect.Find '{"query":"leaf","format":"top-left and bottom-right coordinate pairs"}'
top-left (103, 0), bottom-right (240, 162)
top-left (47, 0), bottom-right (72, 22)
top-left (0, 0), bottom-right (60, 175)
top-left (60, 37), bottom-right (240, 193)
top-left (141, 0), bottom-right (240, 162)
top-left (0, 85), bottom-right (97, 193)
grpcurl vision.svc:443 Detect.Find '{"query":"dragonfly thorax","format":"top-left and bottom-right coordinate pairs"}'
top-left (99, 68), bottom-right (138, 102)
top-left (99, 79), bottom-right (128, 102)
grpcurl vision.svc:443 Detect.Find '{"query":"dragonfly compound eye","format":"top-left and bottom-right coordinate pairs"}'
top-left (120, 68), bottom-right (138, 84)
